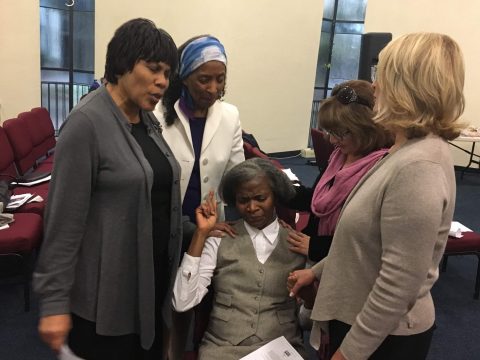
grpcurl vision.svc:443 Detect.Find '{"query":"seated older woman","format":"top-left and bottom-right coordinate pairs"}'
top-left (173, 158), bottom-right (306, 359)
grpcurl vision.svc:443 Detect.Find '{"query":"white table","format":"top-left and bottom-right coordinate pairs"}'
top-left (449, 135), bottom-right (480, 179)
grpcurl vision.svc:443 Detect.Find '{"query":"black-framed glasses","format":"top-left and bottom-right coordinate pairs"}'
top-left (332, 85), bottom-right (372, 109)
top-left (323, 129), bottom-right (351, 141)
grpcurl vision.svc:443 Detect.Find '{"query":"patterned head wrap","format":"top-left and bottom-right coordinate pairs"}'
top-left (179, 36), bottom-right (227, 79)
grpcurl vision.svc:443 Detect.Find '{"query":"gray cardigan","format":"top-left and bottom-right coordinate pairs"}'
top-left (310, 134), bottom-right (456, 360)
top-left (33, 86), bottom-right (183, 349)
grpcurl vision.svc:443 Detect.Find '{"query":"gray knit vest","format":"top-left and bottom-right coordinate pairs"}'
top-left (207, 220), bottom-right (306, 345)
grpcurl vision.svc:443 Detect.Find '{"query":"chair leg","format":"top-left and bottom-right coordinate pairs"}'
top-left (441, 255), bottom-right (449, 272)
top-left (474, 254), bottom-right (480, 300)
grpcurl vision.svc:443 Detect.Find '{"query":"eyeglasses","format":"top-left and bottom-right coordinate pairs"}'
top-left (323, 129), bottom-right (351, 141)
top-left (331, 85), bottom-right (372, 109)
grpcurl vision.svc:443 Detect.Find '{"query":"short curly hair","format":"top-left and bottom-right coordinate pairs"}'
top-left (104, 18), bottom-right (178, 85)
top-left (219, 158), bottom-right (296, 206)
top-left (374, 32), bottom-right (465, 140)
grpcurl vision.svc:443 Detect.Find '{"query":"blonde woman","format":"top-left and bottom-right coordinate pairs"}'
top-left (289, 33), bottom-right (464, 360)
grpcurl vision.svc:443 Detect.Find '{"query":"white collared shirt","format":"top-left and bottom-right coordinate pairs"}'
top-left (172, 219), bottom-right (280, 312)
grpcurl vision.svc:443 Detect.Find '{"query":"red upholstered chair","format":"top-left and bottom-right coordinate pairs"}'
top-left (3, 115), bottom-right (53, 176)
top-left (311, 128), bottom-right (334, 175)
top-left (0, 212), bottom-right (43, 311)
top-left (441, 232), bottom-right (480, 299)
top-left (0, 127), bottom-right (47, 216)
top-left (2, 116), bottom-right (38, 176)
top-left (0, 127), bottom-right (18, 181)
top-left (29, 107), bottom-right (56, 161)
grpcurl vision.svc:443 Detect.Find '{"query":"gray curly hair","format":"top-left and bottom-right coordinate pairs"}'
top-left (219, 158), bottom-right (296, 206)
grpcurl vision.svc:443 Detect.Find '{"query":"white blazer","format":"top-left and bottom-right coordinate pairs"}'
top-left (154, 100), bottom-right (244, 220)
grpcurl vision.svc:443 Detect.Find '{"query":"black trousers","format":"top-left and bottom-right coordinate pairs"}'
top-left (68, 313), bottom-right (164, 360)
top-left (328, 320), bottom-right (435, 360)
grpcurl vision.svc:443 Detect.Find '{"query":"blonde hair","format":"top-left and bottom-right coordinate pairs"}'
top-left (374, 32), bottom-right (465, 140)
top-left (319, 80), bottom-right (391, 155)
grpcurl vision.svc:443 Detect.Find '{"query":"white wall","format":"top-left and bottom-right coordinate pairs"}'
top-left (0, 0), bottom-right (40, 123)
top-left (365, 0), bottom-right (480, 166)
top-left (95, 0), bottom-right (324, 153)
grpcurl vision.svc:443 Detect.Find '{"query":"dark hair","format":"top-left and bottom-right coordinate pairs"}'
top-left (104, 18), bottom-right (178, 85)
top-left (219, 158), bottom-right (296, 207)
top-left (162, 34), bottom-right (227, 126)
top-left (319, 80), bottom-right (392, 155)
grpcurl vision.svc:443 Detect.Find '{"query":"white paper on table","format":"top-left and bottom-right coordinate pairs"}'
top-left (12, 174), bottom-right (51, 187)
top-left (6, 194), bottom-right (34, 210)
top-left (282, 168), bottom-right (299, 182)
top-left (449, 221), bottom-right (473, 238)
top-left (240, 336), bottom-right (303, 360)
top-left (28, 195), bottom-right (44, 203)
top-left (0, 224), bottom-right (10, 230)
top-left (58, 345), bottom-right (85, 360)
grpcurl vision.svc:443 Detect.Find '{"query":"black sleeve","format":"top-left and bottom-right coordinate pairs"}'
top-left (308, 235), bottom-right (333, 262)
top-left (285, 173), bottom-right (323, 211)
top-left (181, 217), bottom-right (197, 255)
top-left (286, 184), bottom-right (314, 211)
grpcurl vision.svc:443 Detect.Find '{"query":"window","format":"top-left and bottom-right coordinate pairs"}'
top-left (309, 0), bottom-right (367, 135)
top-left (40, 0), bottom-right (95, 131)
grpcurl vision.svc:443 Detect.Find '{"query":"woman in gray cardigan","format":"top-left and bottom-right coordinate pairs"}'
top-left (34, 19), bottom-right (182, 359)
top-left (289, 33), bottom-right (465, 360)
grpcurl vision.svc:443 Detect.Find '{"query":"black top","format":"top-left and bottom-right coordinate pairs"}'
top-left (182, 116), bottom-right (207, 223)
top-left (131, 120), bottom-right (172, 309)
top-left (287, 173), bottom-right (332, 262)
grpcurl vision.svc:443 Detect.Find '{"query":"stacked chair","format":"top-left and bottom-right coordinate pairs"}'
top-left (310, 127), bottom-right (334, 176)
top-left (442, 232), bottom-right (480, 299)
top-left (0, 107), bottom-right (55, 311)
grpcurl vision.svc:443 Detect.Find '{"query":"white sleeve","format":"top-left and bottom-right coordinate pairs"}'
top-left (172, 236), bottom-right (221, 312)
top-left (225, 109), bottom-right (245, 174)
top-left (298, 304), bottom-right (313, 330)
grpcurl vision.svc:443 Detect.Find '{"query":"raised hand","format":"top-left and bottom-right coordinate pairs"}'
top-left (195, 191), bottom-right (218, 235)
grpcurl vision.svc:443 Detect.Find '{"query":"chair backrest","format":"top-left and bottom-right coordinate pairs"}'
top-left (2, 116), bottom-right (37, 176)
top-left (243, 142), bottom-right (283, 169)
top-left (0, 127), bottom-right (18, 180)
top-left (243, 141), bottom-right (256, 160)
top-left (30, 107), bottom-right (56, 155)
top-left (20, 111), bottom-right (46, 162)
top-left (311, 128), bottom-right (334, 174)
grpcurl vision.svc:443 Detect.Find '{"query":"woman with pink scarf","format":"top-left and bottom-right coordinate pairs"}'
top-left (286, 80), bottom-right (391, 262)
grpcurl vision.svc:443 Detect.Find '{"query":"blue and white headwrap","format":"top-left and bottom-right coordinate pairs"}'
top-left (179, 36), bottom-right (227, 80)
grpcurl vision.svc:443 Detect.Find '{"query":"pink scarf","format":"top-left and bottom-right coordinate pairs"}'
top-left (311, 147), bottom-right (389, 235)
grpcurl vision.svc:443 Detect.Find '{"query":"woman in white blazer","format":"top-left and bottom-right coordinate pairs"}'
top-left (154, 35), bottom-right (244, 227)
top-left (153, 35), bottom-right (244, 360)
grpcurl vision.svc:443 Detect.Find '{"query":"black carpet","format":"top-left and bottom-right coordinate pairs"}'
top-left (0, 155), bottom-right (478, 360)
